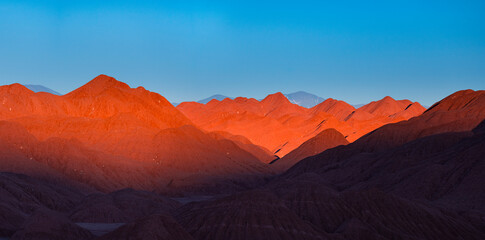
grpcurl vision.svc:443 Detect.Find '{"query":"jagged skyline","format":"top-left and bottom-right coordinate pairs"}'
top-left (1, 1), bottom-right (484, 106)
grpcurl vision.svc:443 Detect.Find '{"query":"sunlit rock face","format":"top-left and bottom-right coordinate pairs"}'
top-left (0, 75), bottom-right (273, 193)
top-left (178, 92), bottom-right (425, 158)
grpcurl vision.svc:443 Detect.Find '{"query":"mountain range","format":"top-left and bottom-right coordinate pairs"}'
top-left (197, 94), bottom-right (232, 104)
top-left (175, 91), bottom-right (329, 108)
top-left (177, 93), bottom-right (425, 158)
top-left (0, 75), bottom-right (484, 239)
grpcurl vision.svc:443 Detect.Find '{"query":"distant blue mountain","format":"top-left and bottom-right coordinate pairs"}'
top-left (195, 92), bottom-right (325, 108)
top-left (284, 91), bottom-right (325, 108)
top-left (352, 104), bottom-right (365, 108)
top-left (171, 94), bottom-right (231, 106)
top-left (197, 94), bottom-right (231, 104)
top-left (24, 85), bottom-right (61, 95)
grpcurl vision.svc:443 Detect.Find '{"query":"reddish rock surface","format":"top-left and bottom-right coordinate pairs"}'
top-left (208, 131), bottom-right (276, 163)
top-left (353, 90), bottom-right (485, 151)
top-left (310, 98), bottom-right (356, 121)
top-left (0, 75), bottom-right (273, 193)
top-left (178, 93), bottom-right (425, 157)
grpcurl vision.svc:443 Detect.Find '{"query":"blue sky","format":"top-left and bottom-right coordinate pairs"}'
top-left (0, 0), bottom-right (484, 105)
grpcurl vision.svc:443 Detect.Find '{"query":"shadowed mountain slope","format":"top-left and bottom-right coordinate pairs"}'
top-left (175, 190), bottom-right (333, 240)
top-left (283, 90), bottom-right (485, 212)
top-left (272, 128), bottom-right (348, 172)
top-left (98, 214), bottom-right (194, 240)
top-left (0, 172), bottom-right (86, 237)
top-left (266, 177), bottom-right (485, 240)
top-left (11, 208), bottom-right (95, 240)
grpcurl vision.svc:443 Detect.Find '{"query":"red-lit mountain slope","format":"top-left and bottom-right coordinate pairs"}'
top-left (178, 93), bottom-right (425, 158)
top-left (0, 75), bottom-right (273, 193)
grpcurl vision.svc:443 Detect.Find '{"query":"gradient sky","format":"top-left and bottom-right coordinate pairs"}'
top-left (0, 0), bottom-right (484, 105)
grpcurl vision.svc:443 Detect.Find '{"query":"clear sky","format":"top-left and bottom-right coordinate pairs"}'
top-left (0, 0), bottom-right (484, 105)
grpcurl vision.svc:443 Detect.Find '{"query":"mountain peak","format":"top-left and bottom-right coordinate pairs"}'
top-left (210, 94), bottom-right (228, 99)
top-left (86, 74), bottom-right (130, 89)
top-left (198, 94), bottom-right (231, 104)
top-left (311, 98), bottom-right (356, 120)
top-left (312, 98), bottom-right (354, 111)
top-left (24, 85), bottom-right (61, 95)
top-left (425, 89), bottom-right (485, 114)
top-left (284, 91), bottom-right (325, 108)
top-left (261, 92), bottom-right (288, 104)
top-left (381, 96), bottom-right (396, 102)
top-left (358, 95), bottom-right (415, 117)
top-left (67, 75), bottom-right (130, 96)
top-left (0, 83), bottom-right (34, 95)
top-left (207, 98), bottom-right (221, 105)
